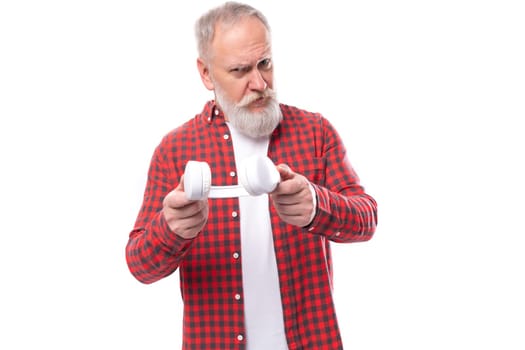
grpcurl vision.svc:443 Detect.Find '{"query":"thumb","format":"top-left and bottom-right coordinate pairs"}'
top-left (277, 163), bottom-right (294, 180)
top-left (176, 174), bottom-right (185, 191)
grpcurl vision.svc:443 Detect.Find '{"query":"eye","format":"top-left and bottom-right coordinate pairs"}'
top-left (229, 66), bottom-right (250, 76)
top-left (258, 58), bottom-right (272, 70)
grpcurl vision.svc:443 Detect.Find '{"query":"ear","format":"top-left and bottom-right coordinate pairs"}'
top-left (197, 58), bottom-right (215, 91)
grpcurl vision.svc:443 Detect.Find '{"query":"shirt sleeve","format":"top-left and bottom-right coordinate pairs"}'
top-left (302, 116), bottom-right (378, 243)
top-left (125, 136), bottom-right (194, 284)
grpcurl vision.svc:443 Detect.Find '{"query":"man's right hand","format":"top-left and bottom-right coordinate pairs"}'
top-left (162, 175), bottom-right (209, 239)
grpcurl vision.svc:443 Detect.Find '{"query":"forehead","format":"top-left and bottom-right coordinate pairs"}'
top-left (211, 17), bottom-right (272, 65)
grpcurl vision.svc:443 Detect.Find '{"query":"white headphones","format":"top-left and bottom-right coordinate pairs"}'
top-left (184, 155), bottom-right (280, 200)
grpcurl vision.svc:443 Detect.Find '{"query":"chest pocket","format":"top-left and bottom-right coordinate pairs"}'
top-left (288, 156), bottom-right (326, 186)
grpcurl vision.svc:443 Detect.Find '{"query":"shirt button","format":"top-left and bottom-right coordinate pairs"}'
top-left (237, 334), bottom-right (244, 341)
top-left (214, 109), bottom-right (219, 115)
top-left (231, 211), bottom-right (238, 218)
top-left (233, 252), bottom-right (239, 259)
top-left (223, 134), bottom-right (230, 140)
top-left (234, 293), bottom-right (241, 300)
top-left (335, 231), bottom-right (341, 236)
top-left (229, 171), bottom-right (236, 177)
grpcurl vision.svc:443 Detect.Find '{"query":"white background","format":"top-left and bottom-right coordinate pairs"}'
top-left (1, 0), bottom-right (524, 349)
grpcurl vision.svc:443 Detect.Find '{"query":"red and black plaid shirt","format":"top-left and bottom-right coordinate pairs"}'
top-left (126, 101), bottom-right (377, 349)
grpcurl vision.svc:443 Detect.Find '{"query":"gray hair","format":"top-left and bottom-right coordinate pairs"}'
top-left (195, 2), bottom-right (271, 61)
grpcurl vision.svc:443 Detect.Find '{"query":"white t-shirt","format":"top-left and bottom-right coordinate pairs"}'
top-left (227, 123), bottom-right (289, 350)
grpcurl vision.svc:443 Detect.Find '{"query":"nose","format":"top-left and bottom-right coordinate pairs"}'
top-left (248, 69), bottom-right (267, 91)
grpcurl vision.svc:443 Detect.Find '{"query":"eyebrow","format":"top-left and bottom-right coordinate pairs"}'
top-left (228, 55), bottom-right (271, 70)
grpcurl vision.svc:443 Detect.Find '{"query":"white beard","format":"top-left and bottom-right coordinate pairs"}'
top-left (214, 84), bottom-right (282, 138)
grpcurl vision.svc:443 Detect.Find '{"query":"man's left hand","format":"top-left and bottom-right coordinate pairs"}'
top-left (270, 164), bottom-right (315, 227)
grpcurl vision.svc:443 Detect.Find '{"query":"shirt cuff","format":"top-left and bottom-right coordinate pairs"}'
top-left (306, 182), bottom-right (317, 226)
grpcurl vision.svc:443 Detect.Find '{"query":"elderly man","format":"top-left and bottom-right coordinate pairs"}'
top-left (126, 2), bottom-right (377, 349)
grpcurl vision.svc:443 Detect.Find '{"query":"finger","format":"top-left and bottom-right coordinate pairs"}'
top-left (272, 192), bottom-right (302, 205)
top-left (164, 195), bottom-right (206, 221)
top-left (277, 163), bottom-right (294, 180)
top-left (163, 184), bottom-right (192, 210)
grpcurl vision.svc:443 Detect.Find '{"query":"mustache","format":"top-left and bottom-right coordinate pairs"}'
top-left (238, 88), bottom-right (277, 107)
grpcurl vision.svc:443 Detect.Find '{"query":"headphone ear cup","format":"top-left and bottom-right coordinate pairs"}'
top-left (239, 156), bottom-right (280, 196)
top-left (184, 161), bottom-right (211, 200)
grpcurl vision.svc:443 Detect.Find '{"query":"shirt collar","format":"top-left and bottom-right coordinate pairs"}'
top-left (203, 100), bottom-right (225, 124)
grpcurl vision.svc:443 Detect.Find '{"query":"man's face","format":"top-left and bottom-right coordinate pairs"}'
top-left (198, 17), bottom-right (282, 137)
